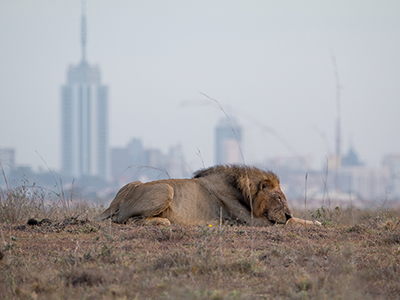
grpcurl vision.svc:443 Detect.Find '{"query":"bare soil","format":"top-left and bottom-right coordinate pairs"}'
top-left (1, 212), bottom-right (399, 300)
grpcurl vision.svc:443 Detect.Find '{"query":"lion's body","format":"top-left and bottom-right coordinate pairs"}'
top-left (95, 165), bottom-right (319, 227)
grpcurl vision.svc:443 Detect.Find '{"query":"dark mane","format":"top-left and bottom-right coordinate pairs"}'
top-left (193, 164), bottom-right (242, 178)
top-left (193, 165), bottom-right (229, 178)
top-left (193, 165), bottom-right (278, 183)
top-left (193, 165), bottom-right (280, 211)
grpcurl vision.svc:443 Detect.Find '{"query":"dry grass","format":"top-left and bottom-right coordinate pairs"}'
top-left (0, 203), bottom-right (399, 300)
top-left (0, 181), bottom-right (99, 225)
top-left (1, 179), bottom-right (399, 299)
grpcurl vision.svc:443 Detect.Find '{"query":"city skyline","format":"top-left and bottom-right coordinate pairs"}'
top-left (2, 137), bottom-right (400, 203)
top-left (1, 1), bottom-right (400, 173)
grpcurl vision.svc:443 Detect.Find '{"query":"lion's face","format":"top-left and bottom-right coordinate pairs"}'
top-left (254, 179), bottom-right (293, 224)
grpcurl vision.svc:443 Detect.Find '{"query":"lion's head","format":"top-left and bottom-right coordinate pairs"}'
top-left (234, 166), bottom-right (293, 224)
top-left (195, 165), bottom-right (293, 225)
top-left (252, 177), bottom-right (293, 224)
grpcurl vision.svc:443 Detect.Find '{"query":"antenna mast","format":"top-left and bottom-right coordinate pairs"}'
top-left (332, 55), bottom-right (341, 193)
top-left (81, 0), bottom-right (87, 63)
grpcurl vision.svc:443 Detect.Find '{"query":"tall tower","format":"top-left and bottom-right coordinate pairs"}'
top-left (215, 116), bottom-right (242, 165)
top-left (61, 2), bottom-right (108, 180)
top-left (332, 56), bottom-right (341, 192)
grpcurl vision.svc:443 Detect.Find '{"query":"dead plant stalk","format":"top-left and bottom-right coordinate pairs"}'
top-left (201, 92), bottom-right (255, 262)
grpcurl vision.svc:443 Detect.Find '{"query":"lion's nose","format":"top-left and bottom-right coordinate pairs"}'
top-left (285, 213), bottom-right (292, 221)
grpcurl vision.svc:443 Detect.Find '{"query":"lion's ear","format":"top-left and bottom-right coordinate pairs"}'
top-left (260, 178), bottom-right (276, 190)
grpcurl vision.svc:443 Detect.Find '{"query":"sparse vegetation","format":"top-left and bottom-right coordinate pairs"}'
top-left (0, 183), bottom-right (399, 299)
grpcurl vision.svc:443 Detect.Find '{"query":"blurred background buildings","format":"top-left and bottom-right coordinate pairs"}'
top-left (2, 120), bottom-right (400, 208)
top-left (1, 2), bottom-right (399, 209)
top-left (215, 116), bottom-right (242, 165)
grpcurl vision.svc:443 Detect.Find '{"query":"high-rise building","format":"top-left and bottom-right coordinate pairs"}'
top-left (215, 116), bottom-right (242, 165)
top-left (61, 4), bottom-right (108, 180)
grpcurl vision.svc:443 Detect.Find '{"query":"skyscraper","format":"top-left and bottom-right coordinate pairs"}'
top-left (61, 3), bottom-right (108, 180)
top-left (215, 116), bottom-right (242, 165)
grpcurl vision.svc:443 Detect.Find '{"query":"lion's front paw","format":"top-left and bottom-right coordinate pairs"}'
top-left (286, 217), bottom-right (322, 227)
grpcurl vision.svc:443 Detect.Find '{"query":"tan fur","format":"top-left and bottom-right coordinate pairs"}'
top-left (95, 165), bottom-right (320, 227)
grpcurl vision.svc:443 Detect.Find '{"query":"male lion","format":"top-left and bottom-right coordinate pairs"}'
top-left (95, 165), bottom-right (320, 227)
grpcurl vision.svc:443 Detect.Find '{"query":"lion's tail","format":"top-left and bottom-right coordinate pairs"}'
top-left (93, 181), bottom-right (142, 222)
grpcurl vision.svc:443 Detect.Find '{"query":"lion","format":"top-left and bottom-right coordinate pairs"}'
top-left (95, 165), bottom-right (320, 227)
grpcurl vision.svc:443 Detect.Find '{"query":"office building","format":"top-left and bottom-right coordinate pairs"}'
top-left (61, 5), bottom-right (108, 180)
top-left (215, 116), bottom-right (242, 165)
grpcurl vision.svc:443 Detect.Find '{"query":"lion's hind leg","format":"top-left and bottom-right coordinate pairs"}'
top-left (112, 183), bottom-right (174, 224)
top-left (94, 181), bottom-right (142, 222)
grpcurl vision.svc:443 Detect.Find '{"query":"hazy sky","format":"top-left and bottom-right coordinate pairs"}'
top-left (1, 0), bottom-right (399, 173)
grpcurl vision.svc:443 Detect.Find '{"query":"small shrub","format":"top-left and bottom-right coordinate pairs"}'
top-left (62, 269), bottom-right (103, 287)
top-left (310, 206), bottom-right (342, 226)
top-left (152, 249), bottom-right (192, 271)
top-left (295, 276), bottom-right (313, 292)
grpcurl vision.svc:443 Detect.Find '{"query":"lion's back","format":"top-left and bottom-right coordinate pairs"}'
top-left (157, 178), bottom-right (225, 225)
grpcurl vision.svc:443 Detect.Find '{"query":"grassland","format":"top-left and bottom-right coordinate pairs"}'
top-left (0, 186), bottom-right (399, 299)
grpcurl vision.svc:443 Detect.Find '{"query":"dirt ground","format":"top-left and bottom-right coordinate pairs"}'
top-left (0, 212), bottom-right (399, 300)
